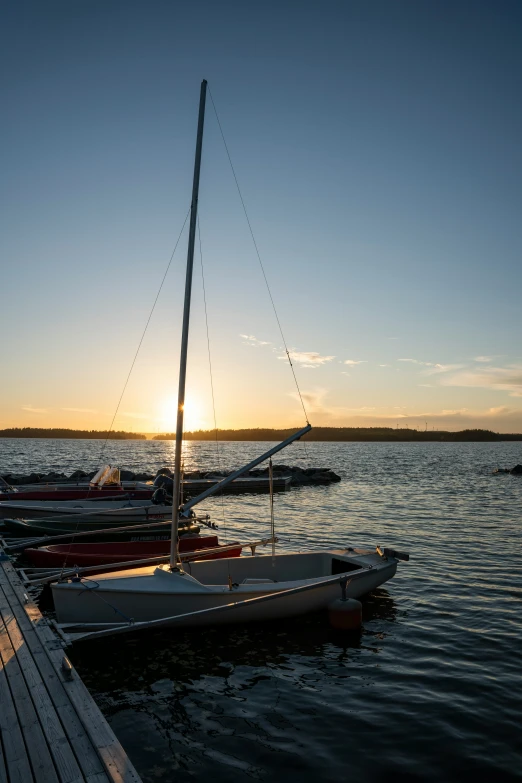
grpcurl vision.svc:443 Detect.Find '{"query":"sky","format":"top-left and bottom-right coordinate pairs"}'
top-left (2, 0), bottom-right (522, 434)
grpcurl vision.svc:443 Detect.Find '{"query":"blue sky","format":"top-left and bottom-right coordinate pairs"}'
top-left (2, 0), bottom-right (522, 432)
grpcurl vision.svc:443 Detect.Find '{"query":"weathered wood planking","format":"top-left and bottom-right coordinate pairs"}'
top-left (0, 581), bottom-right (105, 780)
top-left (0, 590), bottom-right (84, 783)
top-left (0, 552), bottom-right (142, 783)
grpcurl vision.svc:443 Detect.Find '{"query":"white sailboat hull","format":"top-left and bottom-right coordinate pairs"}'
top-left (52, 549), bottom-right (398, 627)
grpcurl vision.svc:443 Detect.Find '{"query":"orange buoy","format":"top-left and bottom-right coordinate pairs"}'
top-left (328, 596), bottom-right (362, 630)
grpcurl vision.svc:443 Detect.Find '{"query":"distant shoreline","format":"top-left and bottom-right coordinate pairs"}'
top-left (2, 426), bottom-right (521, 442)
top-left (155, 427), bottom-right (522, 442)
top-left (0, 428), bottom-right (146, 440)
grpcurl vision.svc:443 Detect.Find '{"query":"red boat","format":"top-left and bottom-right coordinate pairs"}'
top-left (24, 534), bottom-right (242, 569)
top-left (0, 465), bottom-right (154, 502)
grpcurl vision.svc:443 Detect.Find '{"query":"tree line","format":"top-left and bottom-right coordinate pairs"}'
top-left (0, 428), bottom-right (146, 440)
top-left (153, 427), bottom-right (522, 442)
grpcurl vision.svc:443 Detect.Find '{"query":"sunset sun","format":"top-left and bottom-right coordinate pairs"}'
top-left (159, 397), bottom-right (206, 433)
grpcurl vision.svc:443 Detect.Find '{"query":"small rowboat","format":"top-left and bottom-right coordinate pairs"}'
top-left (24, 535), bottom-right (242, 569)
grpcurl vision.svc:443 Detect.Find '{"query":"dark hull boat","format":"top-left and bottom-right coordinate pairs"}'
top-left (1, 517), bottom-right (200, 540)
top-left (24, 535), bottom-right (242, 569)
top-left (0, 487), bottom-right (153, 502)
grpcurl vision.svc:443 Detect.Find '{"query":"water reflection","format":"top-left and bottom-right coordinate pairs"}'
top-left (70, 589), bottom-right (398, 782)
top-left (9, 439), bottom-right (522, 783)
top-left (71, 588), bottom-right (397, 693)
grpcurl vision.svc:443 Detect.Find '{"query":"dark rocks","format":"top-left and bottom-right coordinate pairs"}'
top-left (156, 467), bottom-right (173, 478)
top-left (1, 472), bottom-right (41, 485)
top-left (69, 470), bottom-right (88, 480)
top-left (1, 463), bottom-right (341, 488)
top-left (493, 464), bottom-right (522, 475)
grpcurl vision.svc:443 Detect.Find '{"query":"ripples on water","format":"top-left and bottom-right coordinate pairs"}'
top-left (2, 438), bottom-right (522, 782)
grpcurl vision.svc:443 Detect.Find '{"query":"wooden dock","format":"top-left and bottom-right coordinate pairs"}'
top-left (0, 549), bottom-right (142, 783)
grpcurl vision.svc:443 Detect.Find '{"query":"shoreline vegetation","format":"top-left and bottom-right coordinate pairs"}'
top-left (0, 428), bottom-right (146, 440)
top-left (1, 427), bottom-right (521, 442)
top-left (155, 427), bottom-right (522, 442)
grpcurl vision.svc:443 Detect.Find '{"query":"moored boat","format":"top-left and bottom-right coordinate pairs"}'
top-left (52, 548), bottom-right (399, 626)
top-left (51, 81), bottom-right (409, 635)
top-left (1, 516), bottom-right (200, 540)
top-left (24, 535), bottom-right (242, 569)
top-left (0, 498), bottom-right (172, 523)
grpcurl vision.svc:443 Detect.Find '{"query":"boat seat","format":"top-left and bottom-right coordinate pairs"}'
top-left (241, 577), bottom-right (276, 585)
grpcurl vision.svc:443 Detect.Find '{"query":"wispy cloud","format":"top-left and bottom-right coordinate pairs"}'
top-left (281, 350), bottom-right (335, 367)
top-left (288, 389), bottom-right (522, 430)
top-left (438, 364), bottom-right (522, 398)
top-left (378, 364), bottom-right (390, 367)
top-left (423, 363), bottom-right (466, 375)
top-left (398, 358), bottom-right (466, 374)
top-left (240, 334), bottom-right (271, 347)
top-left (62, 407), bottom-right (98, 414)
top-left (398, 358), bottom-right (440, 367)
top-left (343, 359), bottom-right (366, 366)
top-left (22, 405), bottom-right (47, 414)
top-left (474, 356), bottom-right (495, 363)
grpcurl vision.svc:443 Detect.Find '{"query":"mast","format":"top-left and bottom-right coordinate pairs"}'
top-left (170, 79), bottom-right (208, 569)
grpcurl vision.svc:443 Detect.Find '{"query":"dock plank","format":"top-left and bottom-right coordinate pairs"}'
top-left (0, 593), bottom-right (85, 783)
top-left (0, 595), bottom-right (106, 778)
top-left (0, 603), bottom-right (60, 783)
top-left (0, 583), bottom-right (107, 781)
top-left (0, 555), bottom-right (141, 783)
top-left (0, 651), bottom-right (34, 783)
top-left (0, 735), bottom-right (7, 783)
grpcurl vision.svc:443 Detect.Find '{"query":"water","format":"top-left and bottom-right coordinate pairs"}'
top-left (2, 438), bottom-right (521, 782)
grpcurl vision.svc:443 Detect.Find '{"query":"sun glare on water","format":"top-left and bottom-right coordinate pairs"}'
top-left (159, 397), bottom-right (206, 432)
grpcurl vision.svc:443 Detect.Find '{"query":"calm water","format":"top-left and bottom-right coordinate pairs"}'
top-left (2, 438), bottom-right (522, 782)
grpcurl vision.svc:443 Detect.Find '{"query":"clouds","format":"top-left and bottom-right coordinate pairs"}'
top-left (284, 350), bottom-right (335, 368)
top-left (398, 359), bottom-right (465, 373)
top-left (62, 407), bottom-right (98, 414)
top-left (21, 405), bottom-right (47, 414)
top-left (289, 386), bottom-right (522, 430)
top-left (398, 358), bottom-right (433, 366)
top-left (343, 359), bottom-right (366, 366)
top-left (438, 364), bottom-right (522, 398)
top-left (240, 334), bottom-right (272, 347)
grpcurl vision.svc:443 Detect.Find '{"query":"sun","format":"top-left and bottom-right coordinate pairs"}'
top-left (159, 397), bottom-right (206, 432)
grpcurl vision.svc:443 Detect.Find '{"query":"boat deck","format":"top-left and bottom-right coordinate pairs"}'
top-left (0, 546), bottom-right (142, 783)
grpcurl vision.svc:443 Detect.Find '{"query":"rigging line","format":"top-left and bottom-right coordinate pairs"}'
top-left (207, 86), bottom-right (309, 426)
top-left (197, 214), bottom-right (228, 544)
top-left (97, 207), bottom-right (191, 464)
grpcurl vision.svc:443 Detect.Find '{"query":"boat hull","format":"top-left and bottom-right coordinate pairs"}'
top-left (24, 536), bottom-right (242, 568)
top-left (51, 549), bottom-right (398, 626)
top-left (0, 499), bottom-right (172, 523)
top-left (0, 488), bottom-right (153, 502)
top-left (1, 517), bottom-right (199, 540)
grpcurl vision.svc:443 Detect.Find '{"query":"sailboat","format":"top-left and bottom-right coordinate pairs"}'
top-left (51, 80), bottom-right (408, 631)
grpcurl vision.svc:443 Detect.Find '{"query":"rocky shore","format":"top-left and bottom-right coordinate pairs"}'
top-left (1, 465), bottom-right (342, 487)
